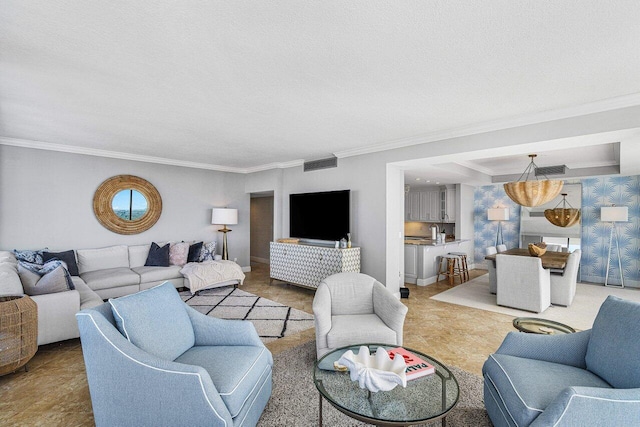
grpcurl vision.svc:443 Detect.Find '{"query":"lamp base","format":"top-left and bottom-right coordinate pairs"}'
top-left (604, 223), bottom-right (624, 288)
top-left (219, 227), bottom-right (232, 261)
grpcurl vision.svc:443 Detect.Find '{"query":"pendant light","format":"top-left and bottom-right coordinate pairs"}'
top-left (503, 154), bottom-right (563, 207)
top-left (544, 193), bottom-right (580, 227)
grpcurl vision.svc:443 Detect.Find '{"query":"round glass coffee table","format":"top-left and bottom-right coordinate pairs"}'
top-left (512, 317), bottom-right (576, 334)
top-left (313, 344), bottom-right (459, 426)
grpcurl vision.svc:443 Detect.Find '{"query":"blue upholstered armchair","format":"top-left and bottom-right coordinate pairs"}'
top-left (483, 295), bottom-right (640, 426)
top-left (76, 282), bottom-right (273, 427)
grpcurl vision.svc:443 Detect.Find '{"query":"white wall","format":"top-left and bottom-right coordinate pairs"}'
top-left (0, 145), bottom-right (251, 267)
top-left (252, 105), bottom-right (640, 288)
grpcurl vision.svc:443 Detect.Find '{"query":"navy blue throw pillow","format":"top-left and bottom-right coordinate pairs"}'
top-left (43, 250), bottom-right (79, 276)
top-left (187, 242), bottom-right (203, 263)
top-left (145, 242), bottom-right (170, 267)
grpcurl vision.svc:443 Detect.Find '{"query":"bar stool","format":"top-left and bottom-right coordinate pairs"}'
top-left (448, 251), bottom-right (469, 282)
top-left (437, 254), bottom-right (464, 286)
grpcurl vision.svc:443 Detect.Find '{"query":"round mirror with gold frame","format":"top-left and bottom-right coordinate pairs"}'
top-left (93, 175), bottom-right (162, 235)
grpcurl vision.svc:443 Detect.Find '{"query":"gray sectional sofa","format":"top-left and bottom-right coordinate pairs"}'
top-left (0, 243), bottom-right (232, 346)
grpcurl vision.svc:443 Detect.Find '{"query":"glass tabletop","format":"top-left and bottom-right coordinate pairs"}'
top-left (313, 344), bottom-right (459, 426)
top-left (512, 317), bottom-right (576, 334)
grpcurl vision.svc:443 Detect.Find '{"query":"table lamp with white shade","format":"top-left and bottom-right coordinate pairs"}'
top-left (211, 208), bottom-right (238, 260)
top-left (488, 207), bottom-right (509, 246)
top-left (601, 206), bottom-right (628, 288)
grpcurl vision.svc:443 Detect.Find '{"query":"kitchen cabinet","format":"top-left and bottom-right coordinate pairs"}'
top-left (440, 186), bottom-right (456, 222)
top-left (405, 190), bottom-right (440, 221)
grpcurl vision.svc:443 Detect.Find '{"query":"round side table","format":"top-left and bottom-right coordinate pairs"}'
top-left (0, 295), bottom-right (38, 375)
top-left (512, 317), bottom-right (575, 335)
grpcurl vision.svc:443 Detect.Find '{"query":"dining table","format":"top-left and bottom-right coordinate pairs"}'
top-left (485, 248), bottom-right (570, 271)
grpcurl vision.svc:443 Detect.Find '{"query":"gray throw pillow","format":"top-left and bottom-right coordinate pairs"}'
top-left (18, 263), bottom-right (74, 296)
top-left (144, 242), bottom-right (170, 267)
top-left (43, 250), bottom-right (79, 276)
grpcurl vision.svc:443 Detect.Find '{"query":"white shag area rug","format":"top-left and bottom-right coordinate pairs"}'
top-left (430, 274), bottom-right (640, 331)
top-left (180, 286), bottom-right (314, 343)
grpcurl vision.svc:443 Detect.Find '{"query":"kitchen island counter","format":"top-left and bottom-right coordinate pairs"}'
top-left (404, 239), bottom-right (473, 285)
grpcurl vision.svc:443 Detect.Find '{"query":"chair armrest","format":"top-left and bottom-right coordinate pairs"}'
top-left (531, 386), bottom-right (640, 427)
top-left (76, 310), bottom-right (233, 426)
top-left (185, 305), bottom-right (264, 347)
top-left (372, 282), bottom-right (408, 343)
top-left (312, 283), bottom-right (332, 351)
top-left (495, 330), bottom-right (591, 369)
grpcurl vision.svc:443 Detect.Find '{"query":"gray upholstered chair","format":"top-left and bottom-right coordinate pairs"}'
top-left (485, 246), bottom-right (498, 294)
top-left (76, 282), bottom-right (273, 427)
top-left (550, 249), bottom-right (581, 306)
top-left (312, 272), bottom-right (408, 359)
top-left (483, 295), bottom-right (640, 427)
top-left (496, 254), bottom-right (550, 313)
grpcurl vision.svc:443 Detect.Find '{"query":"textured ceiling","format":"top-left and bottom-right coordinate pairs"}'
top-left (1, 1), bottom-right (640, 170)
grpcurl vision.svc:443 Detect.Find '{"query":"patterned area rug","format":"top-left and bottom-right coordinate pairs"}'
top-left (180, 286), bottom-right (314, 343)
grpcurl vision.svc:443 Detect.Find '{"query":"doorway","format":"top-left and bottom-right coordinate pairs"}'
top-left (250, 192), bottom-right (274, 264)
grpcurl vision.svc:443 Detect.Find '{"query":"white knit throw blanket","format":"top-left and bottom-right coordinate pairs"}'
top-left (180, 260), bottom-right (245, 293)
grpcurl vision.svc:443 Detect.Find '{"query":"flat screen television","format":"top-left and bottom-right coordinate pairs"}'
top-left (289, 190), bottom-right (350, 241)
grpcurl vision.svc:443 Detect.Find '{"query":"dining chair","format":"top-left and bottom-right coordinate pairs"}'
top-left (550, 249), bottom-right (581, 306)
top-left (496, 244), bottom-right (507, 253)
top-left (496, 254), bottom-right (550, 313)
top-left (485, 247), bottom-right (498, 294)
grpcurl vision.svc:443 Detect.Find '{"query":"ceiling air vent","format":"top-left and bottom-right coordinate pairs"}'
top-left (304, 156), bottom-right (338, 172)
top-left (535, 165), bottom-right (566, 176)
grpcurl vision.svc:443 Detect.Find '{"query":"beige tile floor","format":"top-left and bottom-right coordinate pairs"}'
top-left (0, 263), bottom-right (515, 426)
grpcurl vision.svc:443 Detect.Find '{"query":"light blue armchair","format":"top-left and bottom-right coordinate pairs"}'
top-left (483, 295), bottom-right (640, 426)
top-left (76, 282), bottom-right (272, 427)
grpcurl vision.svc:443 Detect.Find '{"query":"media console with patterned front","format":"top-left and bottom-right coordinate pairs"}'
top-left (269, 242), bottom-right (361, 290)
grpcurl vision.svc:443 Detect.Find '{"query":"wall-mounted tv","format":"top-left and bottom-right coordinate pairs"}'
top-left (290, 190), bottom-right (350, 241)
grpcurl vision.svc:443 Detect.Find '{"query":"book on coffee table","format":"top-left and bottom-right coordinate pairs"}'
top-left (388, 347), bottom-right (435, 380)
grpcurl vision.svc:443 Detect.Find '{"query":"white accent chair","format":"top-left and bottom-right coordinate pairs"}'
top-left (496, 254), bottom-right (551, 313)
top-left (546, 244), bottom-right (562, 252)
top-left (550, 249), bottom-right (581, 306)
top-left (312, 272), bottom-right (408, 359)
top-left (485, 246), bottom-right (498, 294)
top-left (496, 244), bottom-right (507, 253)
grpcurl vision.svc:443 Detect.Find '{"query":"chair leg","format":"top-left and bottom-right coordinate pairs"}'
top-left (448, 258), bottom-right (455, 286)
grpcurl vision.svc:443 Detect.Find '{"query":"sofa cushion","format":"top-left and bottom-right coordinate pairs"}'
top-left (187, 242), bottom-right (203, 263)
top-left (128, 244), bottom-right (151, 268)
top-left (43, 250), bottom-right (79, 276)
top-left (0, 266), bottom-right (23, 296)
top-left (18, 261), bottom-right (75, 296)
top-left (72, 277), bottom-right (103, 309)
top-left (80, 267), bottom-right (140, 291)
top-left (77, 245), bottom-right (130, 274)
top-left (586, 295), bottom-right (640, 388)
top-left (109, 282), bottom-right (195, 361)
top-left (145, 242), bottom-right (170, 267)
top-left (175, 345), bottom-right (272, 418)
top-left (327, 314), bottom-right (396, 349)
top-left (484, 353), bottom-right (611, 427)
top-left (132, 265), bottom-right (182, 283)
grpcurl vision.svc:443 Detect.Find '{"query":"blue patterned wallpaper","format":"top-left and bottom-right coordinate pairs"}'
top-left (473, 175), bottom-right (640, 287)
top-left (580, 176), bottom-right (640, 286)
top-left (473, 185), bottom-right (521, 265)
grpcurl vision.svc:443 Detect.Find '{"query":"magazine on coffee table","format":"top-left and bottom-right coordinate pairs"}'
top-left (388, 347), bottom-right (435, 380)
